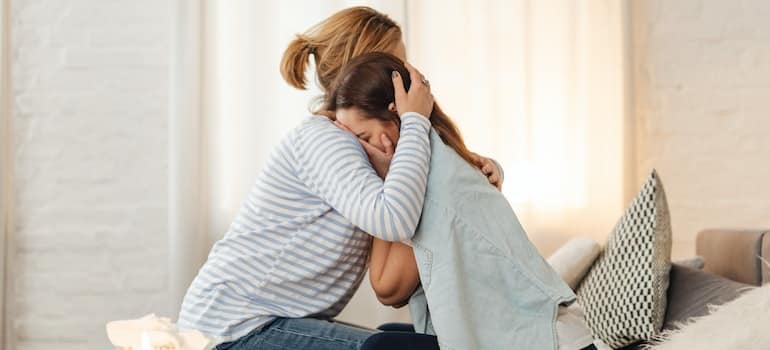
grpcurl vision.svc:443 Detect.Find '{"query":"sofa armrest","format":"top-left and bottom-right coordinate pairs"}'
top-left (696, 228), bottom-right (770, 286)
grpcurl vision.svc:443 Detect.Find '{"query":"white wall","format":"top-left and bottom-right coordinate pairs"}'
top-left (4, 0), bottom-right (770, 349)
top-left (632, 0), bottom-right (770, 258)
top-left (10, 1), bottom-right (170, 349)
top-left (1, 0), bottom-right (10, 346)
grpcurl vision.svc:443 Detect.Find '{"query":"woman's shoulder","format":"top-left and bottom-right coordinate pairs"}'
top-left (294, 114), bottom-right (355, 141)
top-left (289, 115), bottom-right (364, 160)
top-left (295, 114), bottom-right (333, 131)
top-left (281, 115), bottom-right (329, 140)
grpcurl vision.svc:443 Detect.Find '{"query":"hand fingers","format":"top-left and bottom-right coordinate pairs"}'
top-left (392, 71), bottom-right (408, 111)
top-left (405, 62), bottom-right (427, 90)
top-left (482, 163), bottom-right (494, 175)
top-left (396, 62), bottom-right (433, 118)
top-left (405, 62), bottom-right (425, 84)
top-left (359, 138), bottom-right (385, 157)
top-left (381, 134), bottom-right (395, 155)
top-left (488, 173), bottom-right (499, 185)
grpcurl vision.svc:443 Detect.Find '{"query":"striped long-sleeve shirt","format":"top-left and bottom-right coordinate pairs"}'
top-left (178, 112), bottom-right (432, 344)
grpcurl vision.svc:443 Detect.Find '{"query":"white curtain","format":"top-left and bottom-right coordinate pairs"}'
top-left (406, 0), bottom-right (634, 255)
top-left (169, 0), bottom-right (632, 328)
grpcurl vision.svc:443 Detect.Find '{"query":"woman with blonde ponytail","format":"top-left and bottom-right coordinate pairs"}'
top-left (280, 35), bottom-right (316, 90)
top-left (280, 7), bottom-right (405, 93)
top-left (178, 6), bottom-right (502, 350)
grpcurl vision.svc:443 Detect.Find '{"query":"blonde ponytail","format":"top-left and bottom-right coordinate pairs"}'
top-left (280, 35), bottom-right (314, 90)
top-left (279, 7), bottom-right (402, 94)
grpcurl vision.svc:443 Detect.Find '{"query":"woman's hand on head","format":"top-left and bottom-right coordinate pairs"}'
top-left (334, 120), bottom-right (394, 179)
top-left (471, 152), bottom-right (503, 191)
top-left (392, 62), bottom-right (434, 118)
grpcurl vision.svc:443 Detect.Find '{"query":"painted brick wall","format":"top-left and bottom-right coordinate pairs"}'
top-left (10, 1), bottom-right (170, 349)
top-left (6, 1), bottom-right (770, 349)
top-left (632, 0), bottom-right (770, 258)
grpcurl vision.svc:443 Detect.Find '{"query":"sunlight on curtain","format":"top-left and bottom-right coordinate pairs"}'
top-left (406, 0), bottom-right (633, 256)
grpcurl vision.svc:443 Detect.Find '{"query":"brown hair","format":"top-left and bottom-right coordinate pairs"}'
top-left (325, 53), bottom-right (479, 167)
top-left (280, 7), bottom-right (402, 95)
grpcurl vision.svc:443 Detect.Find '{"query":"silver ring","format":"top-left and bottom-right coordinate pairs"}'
top-left (421, 78), bottom-right (430, 86)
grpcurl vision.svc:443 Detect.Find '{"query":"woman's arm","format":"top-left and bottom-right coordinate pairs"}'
top-left (293, 66), bottom-right (433, 242)
top-left (345, 127), bottom-right (420, 307)
top-left (294, 113), bottom-right (430, 241)
top-left (369, 238), bottom-right (420, 307)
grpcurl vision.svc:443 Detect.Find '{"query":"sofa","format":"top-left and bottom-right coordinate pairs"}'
top-left (554, 228), bottom-right (770, 350)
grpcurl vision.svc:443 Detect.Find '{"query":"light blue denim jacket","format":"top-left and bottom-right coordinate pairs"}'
top-left (409, 130), bottom-right (576, 350)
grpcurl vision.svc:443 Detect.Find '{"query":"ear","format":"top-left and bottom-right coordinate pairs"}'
top-left (388, 102), bottom-right (396, 112)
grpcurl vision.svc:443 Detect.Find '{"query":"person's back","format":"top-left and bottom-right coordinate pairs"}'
top-left (409, 130), bottom-right (591, 349)
top-left (178, 113), bottom-right (432, 344)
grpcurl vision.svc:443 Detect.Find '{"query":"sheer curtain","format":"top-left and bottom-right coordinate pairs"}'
top-left (406, 0), bottom-right (634, 255)
top-left (169, 0), bottom-right (632, 328)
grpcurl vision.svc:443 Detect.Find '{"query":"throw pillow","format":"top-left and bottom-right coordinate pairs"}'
top-left (576, 169), bottom-right (672, 348)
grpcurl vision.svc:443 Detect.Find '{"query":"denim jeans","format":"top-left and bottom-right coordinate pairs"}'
top-left (215, 318), bottom-right (591, 350)
top-left (216, 318), bottom-right (374, 350)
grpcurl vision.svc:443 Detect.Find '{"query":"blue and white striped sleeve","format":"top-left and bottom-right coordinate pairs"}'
top-left (293, 112), bottom-right (431, 241)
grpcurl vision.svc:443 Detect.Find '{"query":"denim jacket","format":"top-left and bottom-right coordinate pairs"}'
top-left (409, 130), bottom-right (576, 350)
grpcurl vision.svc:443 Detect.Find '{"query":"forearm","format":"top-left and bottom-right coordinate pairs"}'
top-left (296, 113), bottom-right (431, 242)
top-left (369, 238), bottom-right (420, 306)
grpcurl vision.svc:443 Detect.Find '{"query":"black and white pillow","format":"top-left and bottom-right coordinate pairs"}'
top-left (576, 169), bottom-right (672, 348)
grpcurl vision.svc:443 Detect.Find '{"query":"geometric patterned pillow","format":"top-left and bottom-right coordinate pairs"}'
top-left (576, 169), bottom-right (672, 348)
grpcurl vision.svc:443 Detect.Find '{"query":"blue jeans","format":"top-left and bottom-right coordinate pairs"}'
top-left (215, 318), bottom-right (592, 350)
top-left (216, 318), bottom-right (374, 350)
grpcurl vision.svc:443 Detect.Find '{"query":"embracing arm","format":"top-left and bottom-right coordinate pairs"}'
top-left (471, 152), bottom-right (504, 190)
top-left (293, 113), bottom-right (431, 241)
top-left (369, 238), bottom-right (420, 307)
top-left (294, 66), bottom-right (434, 241)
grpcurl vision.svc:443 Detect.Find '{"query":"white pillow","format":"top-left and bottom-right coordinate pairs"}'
top-left (547, 237), bottom-right (602, 291)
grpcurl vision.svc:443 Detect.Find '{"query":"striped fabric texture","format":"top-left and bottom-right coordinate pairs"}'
top-left (178, 112), bottom-right (432, 343)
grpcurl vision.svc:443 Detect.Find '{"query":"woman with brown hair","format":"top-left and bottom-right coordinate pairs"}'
top-left (329, 53), bottom-right (597, 350)
top-left (178, 7), bottom-right (500, 350)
